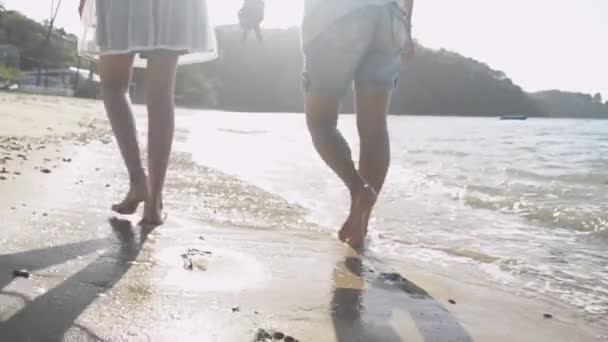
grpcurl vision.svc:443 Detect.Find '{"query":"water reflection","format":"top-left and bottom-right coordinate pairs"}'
top-left (331, 252), bottom-right (473, 342)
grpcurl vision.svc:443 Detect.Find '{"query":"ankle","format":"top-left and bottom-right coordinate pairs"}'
top-left (348, 175), bottom-right (365, 197)
top-left (147, 193), bottom-right (163, 206)
top-left (129, 171), bottom-right (147, 185)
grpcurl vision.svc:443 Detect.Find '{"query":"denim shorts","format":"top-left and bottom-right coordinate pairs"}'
top-left (303, 3), bottom-right (410, 98)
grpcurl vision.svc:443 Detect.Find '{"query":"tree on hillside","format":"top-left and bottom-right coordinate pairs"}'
top-left (202, 27), bottom-right (541, 116)
top-left (531, 90), bottom-right (608, 118)
top-left (0, 10), bottom-right (76, 70)
top-left (593, 92), bottom-right (602, 103)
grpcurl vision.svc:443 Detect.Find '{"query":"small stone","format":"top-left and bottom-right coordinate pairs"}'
top-left (105, 184), bottom-right (110, 188)
top-left (254, 329), bottom-right (270, 341)
top-left (543, 313), bottom-right (553, 319)
top-left (284, 336), bottom-right (296, 342)
top-left (199, 236), bottom-right (205, 240)
top-left (95, 168), bottom-right (100, 171)
top-left (13, 172), bottom-right (20, 175)
top-left (232, 306), bottom-right (240, 313)
top-left (62, 158), bottom-right (72, 162)
top-left (13, 269), bottom-right (30, 278)
top-left (40, 168), bottom-right (51, 174)
top-left (380, 272), bottom-right (404, 282)
top-left (0, 176), bottom-right (6, 181)
top-left (0, 167), bottom-right (8, 174)
top-left (272, 332), bottom-right (285, 340)
top-left (448, 299), bottom-right (456, 304)
top-left (42, 213), bottom-right (48, 217)
top-left (10, 206), bottom-right (16, 210)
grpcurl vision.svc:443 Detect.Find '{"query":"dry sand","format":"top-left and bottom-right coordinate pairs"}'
top-left (0, 92), bottom-right (606, 342)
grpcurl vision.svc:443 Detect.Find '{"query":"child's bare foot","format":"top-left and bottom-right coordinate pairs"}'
top-left (111, 177), bottom-right (148, 215)
top-left (141, 196), bottom-right (164, 226)
top-left (339, 183), bottom-right (377, 249)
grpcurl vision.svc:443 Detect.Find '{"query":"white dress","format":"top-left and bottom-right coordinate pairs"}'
top-left (78, 0), bottom-right (218, 68)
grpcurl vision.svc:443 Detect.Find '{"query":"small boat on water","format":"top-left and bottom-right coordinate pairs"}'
top-left (500, 115), bottom-right (528, 120)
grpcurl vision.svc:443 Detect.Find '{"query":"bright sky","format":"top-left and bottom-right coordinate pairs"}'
top-left (3, 0), bottom-right (607, 98)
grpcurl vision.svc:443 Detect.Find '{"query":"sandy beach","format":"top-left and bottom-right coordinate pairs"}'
top-left (0, 92), bottom-right (606, 342)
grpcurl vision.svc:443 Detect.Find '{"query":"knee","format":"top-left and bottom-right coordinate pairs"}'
top-left (145, 85), bottom-right (173, 110)
top-left (306, 118), bottom-right (333, 147)
top-left (358, 116), bottom-right (388, 140)
top-left (101, 77), bottom-right (130, 98)
top-left (306, 112), bottom-right (337, 134)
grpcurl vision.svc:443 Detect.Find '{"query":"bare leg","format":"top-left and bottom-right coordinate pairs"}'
top-left (99, 54), bottom-right (148, 215)
top-left (254, 26), bottom-right (263, 43)
top-left (141, 53), bottom-right (179, 225)
top-left (305, 95), bottom-right (377, 248)
top-left (355, 84), bottom-right (392, 233)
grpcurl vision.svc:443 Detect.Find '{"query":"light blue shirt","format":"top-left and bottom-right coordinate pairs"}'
top-left (302, 0), bottom-right (398, 46)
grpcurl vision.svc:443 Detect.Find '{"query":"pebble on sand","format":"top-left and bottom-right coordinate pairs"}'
top-left (40, 168), bottom-right (52, 174)
top-left (62, 158), bottom-right (72, 162)
top-left (272, 332), bottom-right (285, 339)
top-left (449, 299), bottom-right (456, 304)
top-left (231, 306), bottom-right (240, 313)
top-left (543, 313), bottom-right (553, 319)
top-left (254, 329), bottom-right (272, 340)
top-left (0, 176), bottom-right (6, 180)
top-left (13, 269), bottom-right (31, 278)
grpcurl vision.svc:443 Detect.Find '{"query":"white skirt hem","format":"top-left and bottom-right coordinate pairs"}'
top-left (78, 0), bottom-right (218, 68)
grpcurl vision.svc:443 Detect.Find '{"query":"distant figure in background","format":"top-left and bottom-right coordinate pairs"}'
top-left (239, 0), bottom-right (265, 43)
top-left (78, 0), bottom-right (217, 225)
top-left (302, 0), bottom-right (415, 248)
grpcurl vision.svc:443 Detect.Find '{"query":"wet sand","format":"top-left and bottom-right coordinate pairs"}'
top-left (0, 93), bottom-right (606, 341)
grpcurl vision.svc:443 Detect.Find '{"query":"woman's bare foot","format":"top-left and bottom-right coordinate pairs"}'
top-left (141, 196), bottom-right (165, 226)
top-left (339, 183), bottom-right (377, 249)
top-left (111, 177), bottom-right (148, 215)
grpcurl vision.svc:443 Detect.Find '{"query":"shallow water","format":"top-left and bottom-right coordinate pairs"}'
top-left (175, 111), bottom-right (608, 316)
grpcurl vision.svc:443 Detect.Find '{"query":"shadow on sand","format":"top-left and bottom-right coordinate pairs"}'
top-left (0, 218), bottom-right (155, 342)
top-left (331, 254), bottom-right (474, 342)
